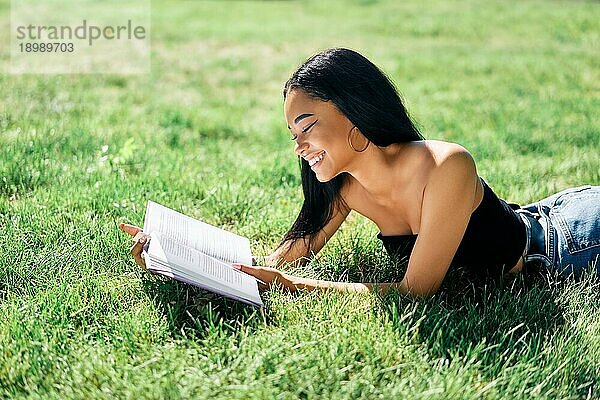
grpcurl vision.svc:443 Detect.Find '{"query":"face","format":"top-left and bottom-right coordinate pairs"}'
top-left (284, 89), bottom-right (359, 182)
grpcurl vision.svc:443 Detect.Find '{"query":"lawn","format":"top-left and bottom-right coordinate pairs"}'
top-left (1, 0), bottom-right (599, 398)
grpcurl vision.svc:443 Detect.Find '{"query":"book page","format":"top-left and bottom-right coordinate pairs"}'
top-left (143, 200), bottom-right (252, 265)
top-left (144, 259), bottom-right (262, 308)
top-left (146, 232), bottom-right (262, 306)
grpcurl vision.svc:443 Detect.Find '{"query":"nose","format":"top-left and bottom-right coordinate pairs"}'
top-left (294, 136), bottom-right (309, 157)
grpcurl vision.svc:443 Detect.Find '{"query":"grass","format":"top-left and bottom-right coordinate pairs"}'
top-left (1, 0), bottom-right (599, 398)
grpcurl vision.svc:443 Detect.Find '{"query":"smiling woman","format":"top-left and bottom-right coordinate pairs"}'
top-left (125, 47), bottom-right (600, 298)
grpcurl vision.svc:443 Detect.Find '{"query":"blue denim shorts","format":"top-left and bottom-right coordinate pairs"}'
top-left (514, 185), bottom-right (600, 279)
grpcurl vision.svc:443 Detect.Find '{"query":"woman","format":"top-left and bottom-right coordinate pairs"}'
top-left (123, 48), bottom-right (600, 298)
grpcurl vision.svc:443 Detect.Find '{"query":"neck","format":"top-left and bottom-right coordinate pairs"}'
top-left (344, 142), bottom-right (413, 202)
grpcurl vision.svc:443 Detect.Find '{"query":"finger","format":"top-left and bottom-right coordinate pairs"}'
top-left (132, 232), bottom-right (151, 244)
top-left (233, 263), bottom-right (259, 275)
top-left (133, 253), bottom-right (146, 268)
top-left (257, 281), bottom-right (269, 292)
top-left (130, 248), bottom-right (144, 266)
top-left (231, 263), bottom-right (255, 275)
top-left (121, 223), bottom-right (142, 236)
top-left (233, 264), bottom-right (268, 286)
top-left (130, 241), bottom-right (143, 257)
top-left (233, 263), bottom-right (256, 277)
top-left (130, 236), bottom-right (149, 256)
top-left (129, 243), bottom-right (147, 268)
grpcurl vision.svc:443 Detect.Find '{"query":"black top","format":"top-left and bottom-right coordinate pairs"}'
top-left (376, 177), bottom-right (527, 278)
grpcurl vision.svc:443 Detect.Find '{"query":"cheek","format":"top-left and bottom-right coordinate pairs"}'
top-left (329, 139), bottom-right (353, 164)
top-left (316, 148), bottom-right (348, 181)
top-left (321, 134), bottom-right (348, 156)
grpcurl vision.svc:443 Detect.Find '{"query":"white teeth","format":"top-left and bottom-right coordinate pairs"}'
top-left (308, 152), bottom-right (325, 166)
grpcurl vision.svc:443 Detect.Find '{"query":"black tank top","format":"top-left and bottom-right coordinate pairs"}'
top-left (376, 177), bottom-right (527, 278)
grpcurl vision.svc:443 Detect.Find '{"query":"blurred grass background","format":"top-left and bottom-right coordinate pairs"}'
top-left (0, 0), bottom-right (599, 398)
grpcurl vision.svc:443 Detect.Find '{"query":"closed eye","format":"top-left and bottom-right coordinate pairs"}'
top-left (302, 120), bottom-right (318, 133)
top-left (290, 119), bottom-right (318, 141)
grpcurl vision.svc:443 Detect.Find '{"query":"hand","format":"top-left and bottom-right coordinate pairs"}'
top-left (120, 223), bottom-right (151, 269)
top-left (232, 263), bottom-right (292, 292)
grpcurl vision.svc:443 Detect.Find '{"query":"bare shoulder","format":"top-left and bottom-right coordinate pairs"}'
top-left (424, 140), bottom-right (482, 212)
top-left (408, 139), bottom-right (476, 187)
top-left (340, 139), bottom-right (475, 207)
top-left (424, 140), bottom-right (472, 166)
top-left (424, 140), bottom-right (478, 182)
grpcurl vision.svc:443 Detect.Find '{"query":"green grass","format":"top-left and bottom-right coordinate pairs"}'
top-left (1, 0), bottom-right (600, 398)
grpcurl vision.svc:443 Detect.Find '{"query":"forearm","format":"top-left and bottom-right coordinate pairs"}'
top-left (260, 243), bottom-right (434, 298)
top-left (284, 273), bottom-right (410, 296)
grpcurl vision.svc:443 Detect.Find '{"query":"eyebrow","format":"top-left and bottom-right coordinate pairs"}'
top-left (287, 113), bottom-right (314, 130)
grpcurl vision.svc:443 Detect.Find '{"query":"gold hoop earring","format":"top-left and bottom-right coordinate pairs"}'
top-left (348, 127), bottom-right (370, 152)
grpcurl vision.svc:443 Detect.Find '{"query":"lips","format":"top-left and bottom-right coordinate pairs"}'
top-left (306, 151), bottom-right (325, 167)
top-left (303, 150), bottom-right (323, 160)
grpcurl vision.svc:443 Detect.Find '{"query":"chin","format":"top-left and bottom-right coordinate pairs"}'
top-left (315, 170), bottom-right (337, 183)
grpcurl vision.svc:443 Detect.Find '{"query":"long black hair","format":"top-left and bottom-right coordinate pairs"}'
top-left (280, 47), bottom-right (425, 254)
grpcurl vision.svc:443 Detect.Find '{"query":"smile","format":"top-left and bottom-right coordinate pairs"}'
top-left (307, 151), bottom-right (325, 167)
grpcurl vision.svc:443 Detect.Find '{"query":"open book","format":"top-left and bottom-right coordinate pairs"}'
top-left (140, 200), bottom-right (263, 308)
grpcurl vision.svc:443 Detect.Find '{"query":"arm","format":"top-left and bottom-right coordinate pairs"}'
top-left (241, 145), bottom-right (478, 297)
top-left (281, 275), bottom-right (404, 294)
top-left (239, 146), bottom-right (479, 299)
top-left (262, 195), bottom-right (351, 268)
top-left (399, 147), bottom-right (478, 296)
top-left (232, 264), bottom-right (405, 294)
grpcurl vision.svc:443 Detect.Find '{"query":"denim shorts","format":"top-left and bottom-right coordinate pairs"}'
top-left (514, 185), bottom-right (600, 279)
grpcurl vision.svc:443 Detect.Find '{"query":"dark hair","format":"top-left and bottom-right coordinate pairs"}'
top-left (279, 47), bottom-right (425, 256)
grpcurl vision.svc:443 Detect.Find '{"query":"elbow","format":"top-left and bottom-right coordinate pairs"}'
top-left (265, 253), bottom-right (309, 268)
top-left (265, 254), bottom-right (284, 267)
top-left (414, 287), bottom-right (438, 299)
top-left (410, 288), bottom-right (439, 299)
top-left (401, 278), bottom-right (441, 299)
